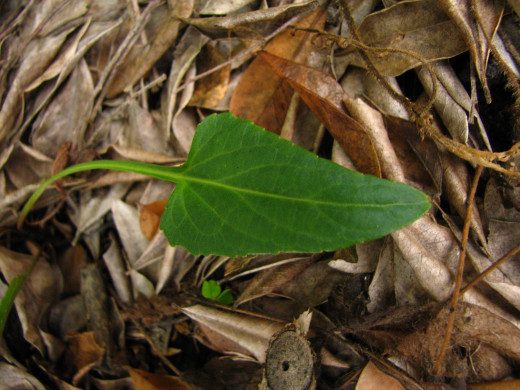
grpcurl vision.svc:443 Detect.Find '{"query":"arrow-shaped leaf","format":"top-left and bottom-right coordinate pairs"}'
top-left (19, 113), bottom-right (430, 257)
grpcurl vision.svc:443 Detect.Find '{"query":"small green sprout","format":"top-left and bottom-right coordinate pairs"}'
top-left (201, 280), bottom-right (233, 305)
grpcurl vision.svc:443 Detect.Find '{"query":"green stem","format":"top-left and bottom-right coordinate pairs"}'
top-left (18, 160), bottom-right (183, 228)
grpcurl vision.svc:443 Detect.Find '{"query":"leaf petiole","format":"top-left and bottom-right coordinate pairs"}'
top-left (18, 160), bottom-right (183, 229)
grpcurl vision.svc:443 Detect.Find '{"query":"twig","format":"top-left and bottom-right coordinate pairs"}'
top-left (461, 243), bottom-right (520, 295)
top-left (433, 165), bottom-right (483, 376)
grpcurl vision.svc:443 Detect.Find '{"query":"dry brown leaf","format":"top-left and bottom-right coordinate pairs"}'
top-left (188, 42), bottom-right (231, 109)
top-left (260, 51), bottom-right (381, 176)
top-left (234, 257), bottom-right (314, 306)
top-left (67, 331), bottom-right (105, 371)
top-left (230, 8), bottom-right (326, 135)
top-left (343, 0), bottom-right (468, 76)
top-left (127, 367), bottom-right (191, 390)
top-left (396, 302), bottom-right (520, 378)
top-left (139, 198), bottom-right (168, 240)
top-left (355, 361), bottom-right (405, 390)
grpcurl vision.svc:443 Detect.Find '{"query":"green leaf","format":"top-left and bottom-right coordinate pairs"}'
top-left (19, 113), bottom-right (430, 258)
top-left (160, 113), bottom-right (430, 256)
top-left (202, 280), bottom-right (221, 299)
top-left (217, 289), bottom-right (233, 305)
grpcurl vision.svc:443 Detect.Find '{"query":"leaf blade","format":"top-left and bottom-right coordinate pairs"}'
top-left (160, 113), bottom-right (430, 256)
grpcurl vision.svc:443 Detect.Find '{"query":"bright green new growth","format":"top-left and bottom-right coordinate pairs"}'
top-left (19, 112), bottom-right (430, 257)
top-left (201, 280), bottom-right (233, 305)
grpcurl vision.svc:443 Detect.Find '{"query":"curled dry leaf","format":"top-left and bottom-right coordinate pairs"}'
top-left (182, 304), bottom-right (284, 363)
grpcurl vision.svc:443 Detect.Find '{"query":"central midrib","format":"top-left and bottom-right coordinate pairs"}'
top-left (178, 174), bottom-right (420, 209)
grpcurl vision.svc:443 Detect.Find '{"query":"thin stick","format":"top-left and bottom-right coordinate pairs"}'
top-left (461, 243), bottom-right (520, 295)
top-left (433, 165), bottom-right (483, 375)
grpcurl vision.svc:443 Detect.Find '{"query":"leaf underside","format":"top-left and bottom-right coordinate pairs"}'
top-left (160, 113), bottom-right (430, 257)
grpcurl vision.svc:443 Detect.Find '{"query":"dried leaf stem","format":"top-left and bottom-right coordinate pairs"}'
top-left (433, 165), bottom-right (483, 376)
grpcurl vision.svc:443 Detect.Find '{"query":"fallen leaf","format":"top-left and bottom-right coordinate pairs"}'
top-left (67, 331), bottom-right (105, 371)
top-left (188, 42), bottom-right (231, 109)
top-left (182, 304), bottom-right (284, 362)
top-left (260, 51), bottom-right (381, 176)
top-left (127, 367), bottom-right (192, 390)
top-left (106, 0), bottom-right (194, 97)
top-left (356, 361), bottom-right (405, 390)
top-left (139, 198), bottom-right (168, 240)
top-left (230, 8), bottom-right (326, 134)
top-left (342, 0), bottom-right (468, 76)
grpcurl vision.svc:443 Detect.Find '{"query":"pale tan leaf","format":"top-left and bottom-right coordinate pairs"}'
top-left (4, 143), bottom-right (53, 189)
top-left (442, 151), bottom-right (488, 251)
top-left (356, 361), bottom-right (405, 390)
top-left (129, 269), bottom-right (155, 299)
top-left (391, 217), bottom-right (457, 302)
top-left (199, 0), bottom-right (257, 15)
top-left (70, 183), bottom-right (130, 243)
top-left (103, 234), bottom-right (132, 304)
top-left (25, 21), bottom-right (90, 92)
top-left (183, 1), bottom-right (316, 34)
top-left (342, 71), bottom-right (405, 182)
top-left (182, 304), bottom-right (284, 362)
top-left (0, 362), bottom-right (46, 390)
top-left (111, 199), bottom-right (149, 265)
top-left (438, 0), bottom-right (505, 101)
top-left (417, 64), bottom-right (469, 144)
top-left (162, 26), bottom-right (209, 151)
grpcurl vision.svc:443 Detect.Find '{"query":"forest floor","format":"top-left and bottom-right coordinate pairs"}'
top-left (1, 1), bottom-right (520, 389)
